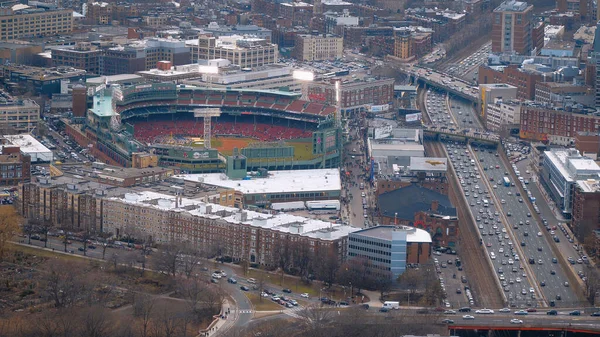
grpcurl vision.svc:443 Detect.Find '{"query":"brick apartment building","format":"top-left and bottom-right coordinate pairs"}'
top-left (571, 179), bottom-right (600, 243)
top-left (0, 146), bottom-right (30, 186)
top-left (478, 64), bottom-right (543, 100)
top-left (575, 131), bottom-right (600, 155)
top-left (491, 0), bottom-right (534, 55)
top-left (519, 104), bottom-right (600, 145)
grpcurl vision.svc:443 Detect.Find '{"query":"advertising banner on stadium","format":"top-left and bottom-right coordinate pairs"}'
top-left (405, 113), bottom-right (422, 123)
top-left (374, 125), bottom-right (393, 139)
top-left (368, 104), bottom-right (390, 113)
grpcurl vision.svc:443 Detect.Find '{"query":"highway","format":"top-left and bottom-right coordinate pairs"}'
top-left (444, 42), bottom-right (491, 81)
top-left (425, 90), bottom-right (539, 308)
top-left (403, 65), bottom-right (478, 101)
top-left (472, 149), bottom-right (581, 307)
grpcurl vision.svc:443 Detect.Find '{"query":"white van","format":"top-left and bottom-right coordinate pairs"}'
top-left (383, 301), bottom-right (400, 310)
top-left (490, 252), bottom-right (496, 259)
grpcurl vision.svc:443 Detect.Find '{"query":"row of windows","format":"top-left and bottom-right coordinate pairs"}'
top-left (348, 236), bottom-right (392, 248)
top-left (349, 244), bottom-right (391, 256)
top-left (348, 252), bottom-right (392, 266)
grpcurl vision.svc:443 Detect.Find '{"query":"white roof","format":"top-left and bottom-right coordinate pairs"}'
top-left (112, 190), bottom-right (357, 240)
top-left (176, 169), bottom-right (341, 195)
top-left (2, 134), bottom-right (51, 155)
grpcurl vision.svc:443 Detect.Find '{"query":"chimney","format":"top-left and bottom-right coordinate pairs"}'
top-left (431, 200), bottom-right (439, 212)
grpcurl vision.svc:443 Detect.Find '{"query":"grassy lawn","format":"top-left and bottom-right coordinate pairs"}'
top-left (245, 293), bottom-right (283, 311)
top-left (8, 243), bottom-right (84, 262)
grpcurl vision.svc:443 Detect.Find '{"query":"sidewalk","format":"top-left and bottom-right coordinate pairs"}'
top-left (199, 299), bottom-right (237, 337)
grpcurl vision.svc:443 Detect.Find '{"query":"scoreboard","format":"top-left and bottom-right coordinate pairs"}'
top-left (313, 128), bottom-right (339, 154)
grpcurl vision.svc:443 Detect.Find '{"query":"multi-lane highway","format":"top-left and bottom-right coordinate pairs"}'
top-left (426, 87), bottom-right (582, 308)
top-left (444, 42), bottom-right (491, 81)
top-left (472, 149), bottom-right (580, 306)
top-left (425, 90), bottom-right (539, 308)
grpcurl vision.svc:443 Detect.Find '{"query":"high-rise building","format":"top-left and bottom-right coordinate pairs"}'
top-left (0, 5), bottom-right (73, 41)
top-left (491, 0), bottom-right (534, 55)
top-left (572, 179), bottom-right (600, 242)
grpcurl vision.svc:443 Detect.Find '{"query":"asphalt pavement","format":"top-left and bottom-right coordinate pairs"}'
top-left (471, 148), bottom-right (580, 306)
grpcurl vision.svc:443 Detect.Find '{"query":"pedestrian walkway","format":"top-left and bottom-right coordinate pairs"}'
top-left (199, 299), bottom-right (236, 337)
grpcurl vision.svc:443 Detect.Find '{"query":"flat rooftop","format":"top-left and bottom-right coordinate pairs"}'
top-left (2, 134), bottom-right (51, 154)
top-left (494, 0), bottom-right (531, 12)
top-left (115, 190), bottom-right (357, 240)
top-left (410, 157), bottom-right (448, 172)
top-left (352, 225), bottom-right (432, 243)
top-left (176, 169), bottom-right (341, 195)
top-left (576, 179), bottom-right (600, 193)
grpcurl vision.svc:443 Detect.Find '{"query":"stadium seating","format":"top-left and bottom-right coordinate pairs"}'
top-left (132, 115), bottom-right (313, 144)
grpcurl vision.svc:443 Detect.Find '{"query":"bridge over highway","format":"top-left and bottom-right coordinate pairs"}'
top-left (423, 125), bottom-right (499, 146)
top-left (399, 65), bottom-right (480, 104)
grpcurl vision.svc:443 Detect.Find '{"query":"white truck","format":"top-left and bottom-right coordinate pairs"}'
top-left (383, 301), bottom-right (400, 310)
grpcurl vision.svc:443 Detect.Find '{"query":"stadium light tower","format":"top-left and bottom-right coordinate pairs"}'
top-left (194, 108), bottom-right (221, 149)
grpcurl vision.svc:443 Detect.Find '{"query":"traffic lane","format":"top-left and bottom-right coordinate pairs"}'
top-left (449, 151), bottom-right (534, 302)
top-left (220, 266), bottom-right (255, 327)
top-left (436, 252), bottom-right (471, 308)
top-left (472, 151), bottom-right (551, 304)
top-left (475, 151), bottom-right (578, 304)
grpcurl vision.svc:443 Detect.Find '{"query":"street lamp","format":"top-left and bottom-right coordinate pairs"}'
top-left (394, 212), bottom-right (398, 226)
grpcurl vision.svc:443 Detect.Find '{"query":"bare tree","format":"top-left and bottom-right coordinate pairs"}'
top-left (133, 293), bottom-right (156, 337)
top-left (79, 305), bottom-right (114, 337)
top-left (292, 240), bottom-right (313, 283)
top-left (315, 247), bottom-right (339, 288)
top-left (397, 268), bottom-right (421, 296)
top-left (0, 206), bottom-right (22, 260)
top-left (272, 237), bottom-right (292, 284)
top-left (43, 259), bottom-right (88, 308)
top-left (21, 221), bottom-right (35, 245)
top-left (152, 243), bottom-right (181, 276)
top-left (298, 304), bottom-right (335, 332)
top-left (180, 243), bottom-right (201, 278)
top-left (37, 219), bottom-right (53, 249)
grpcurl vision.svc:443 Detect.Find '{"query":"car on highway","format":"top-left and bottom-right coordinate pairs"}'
top-left (300, 293), bottom-right (309, 298)
top-left (514, 310), bottom-right (528, 315)
top-left (591, 312), bottom-right (600, 317)
top-left (458, 307), bottom-right (472, 312)
top-left (240, 285), bottom-right (250, 291)
top-left (444, 310), bottom-right (456, 314)
top-left (441, 319), bottom-right (455, 324)
top-left (547, 310), bottom-right (558, 315)
top-left (569, 310), bottom-right (581, 316)
top-left (475, 309), bottom-right (494, 314)
top-left (499, 308), bottom-right (511, 313)
top-left (282, 288), bottom-right (292, 293)
top-left (462, 315), bottom-right (475, 320)
top-left (510, 319), bottom-right (523, 324)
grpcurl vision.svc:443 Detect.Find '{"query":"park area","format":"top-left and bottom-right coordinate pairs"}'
top-left (0, 243), bottom-right (222, 336)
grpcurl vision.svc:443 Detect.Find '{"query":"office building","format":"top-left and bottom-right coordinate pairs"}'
top-left (0, 41), bottom-right (42, 65)
top-left (393, 27), bottom-right (433, 61)
top-left (540, 148), bottom-right (600, 217)
top-left (485, 99), bottom-right (521, 131)
top-left (0, 92), bottom-right (39, 134)
top-left (324, 11), bottom-right (359, 35)
top-left (348, 225), bottom-right (432, 281)
top-left (306, 76), bottom-right (395, 115)
top-left (51, 42), bottom-right (102, 75)
top-left (100, 38), bottom-right (191, 76)
top-left (478, 65), bottom-right (542, 100)
top-left (204, 22), bottom-right (272, 41)
top-left (2, 64), bottom-right (86, 96)
top-left (0, 5), bottom-right (73, 41)
top-left (491, 0), bottom-right (534, 55)
top-left (178, 61), bottom-right (301, 92)
top-left (1, 134), bottom-right (52, 163)
top-left (195, 35), bottom-right (278, 67)
top-left (72, 84), bottom-right (87, 118)
top-left (479, 83), bottom-right (518, 119)
top-left (293, 34), bottom-right (343, 61)
top-left (0, 146), bottom-right (30, 186)
top-left (519, 104), bottom-right (600, 145)
top-left (556, 0), bottom-right (593, 23)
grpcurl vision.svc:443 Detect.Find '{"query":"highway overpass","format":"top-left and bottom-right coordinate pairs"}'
top-left (400, 65), bottom-right (480, 105)
top-left (423, 126), bottom-right (499, 146)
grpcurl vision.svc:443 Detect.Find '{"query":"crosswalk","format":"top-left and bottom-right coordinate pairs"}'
top-left (238, 309), bottom-right (253, 314)
top-left (284, 306), bottom-right (303, 319)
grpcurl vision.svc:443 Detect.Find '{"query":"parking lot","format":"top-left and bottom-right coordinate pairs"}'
top-left (434, 251), bottom-right (475, 308)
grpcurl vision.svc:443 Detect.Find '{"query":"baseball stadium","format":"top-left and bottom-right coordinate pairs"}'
top-left (80, 82), bottom-right (342, 172)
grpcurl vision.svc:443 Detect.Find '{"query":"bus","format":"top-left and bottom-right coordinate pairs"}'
top-left (503, 177), bottom-right (510, 187)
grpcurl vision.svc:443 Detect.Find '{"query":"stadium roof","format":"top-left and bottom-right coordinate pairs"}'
top-left (175, 169), bottom-right (341, 195)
